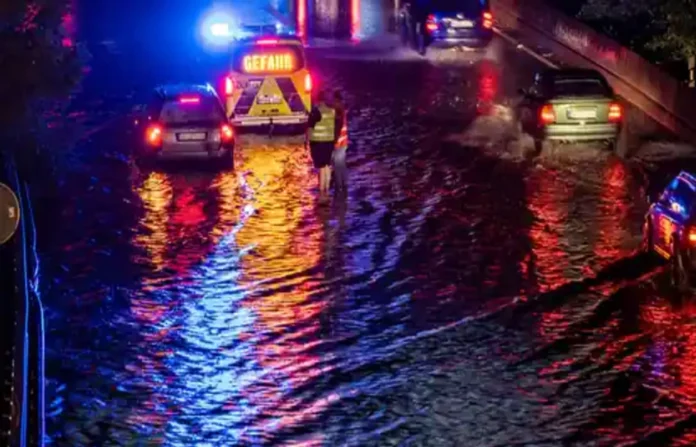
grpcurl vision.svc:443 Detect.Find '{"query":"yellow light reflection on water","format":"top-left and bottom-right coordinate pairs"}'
top-left (234, 138), bottom-right (318, 282)
top-left (134, 171), bottom-right (173, 273)
top-left (234, 137), bottom-right (332, 436)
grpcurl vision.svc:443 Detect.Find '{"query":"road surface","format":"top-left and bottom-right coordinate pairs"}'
top-left (36, 5), bottom-right (696, 446)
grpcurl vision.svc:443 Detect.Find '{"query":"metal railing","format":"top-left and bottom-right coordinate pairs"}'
top-left (1, 153), bottom-right (46, 447)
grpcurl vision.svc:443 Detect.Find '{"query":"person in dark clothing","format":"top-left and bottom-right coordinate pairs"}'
top-left (409, 0), bottom-right (429, 53)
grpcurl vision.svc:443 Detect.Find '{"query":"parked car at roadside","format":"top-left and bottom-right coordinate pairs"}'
top-left (643, 171), bottom-right (696, 291)
top-left (131, 83), bottom-right (234, 167)
top-left (397, 0), bottom-right (493, 55)
top-left (516, 68), bottom-right (623, 154)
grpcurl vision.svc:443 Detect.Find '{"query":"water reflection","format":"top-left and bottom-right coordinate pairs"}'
top-left (592, 160), bottom-right (631, 268)
top-left (134, 172), bottom-right (172, 273)
top-left (232, 140), bottom-right (334, 442)
top-left (526, 169), bottom-right (571, 293)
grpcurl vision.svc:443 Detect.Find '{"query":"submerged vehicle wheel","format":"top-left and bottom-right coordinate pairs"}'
top-left (533, 138), bottom-right (554, 157)
top-left (671, 239), bottom-right (690, 292)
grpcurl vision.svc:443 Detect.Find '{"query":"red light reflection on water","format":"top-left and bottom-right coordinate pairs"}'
top-left (476, 60), bottom-right (499, 114)
top-left (587, 161), bottom-right (631, 274)
top-left (641, 298), bottom-right (696, 404)
top-left (526, 170), bottom-right (571, 293)
top-left (133, 173), bottom-right (224, 285)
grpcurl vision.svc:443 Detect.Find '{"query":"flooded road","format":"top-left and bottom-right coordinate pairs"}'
top-left (37, 7), bottom-right (696, 445)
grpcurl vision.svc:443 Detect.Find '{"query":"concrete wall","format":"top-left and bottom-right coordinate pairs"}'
top-left (490, 0), bottom-right (696, 143)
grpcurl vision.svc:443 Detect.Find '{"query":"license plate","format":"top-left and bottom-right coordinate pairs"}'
top-left (257, 95), bottom-right (282, 105)
top-left (450, 19), bottom-right (474, 28)
top-left (568, 108), bottom-right (597, 119)
top-left (177, 132), bottom-right (206, 141)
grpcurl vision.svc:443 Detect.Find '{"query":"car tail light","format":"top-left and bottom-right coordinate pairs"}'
top-left (426, 15), bottom-right (438, 32)
top-left (540, 104), bottom-right (555, 124)
top-left (224, 77), bottom-right (234, 96)
top-left (608, 102), bottom-right (622, 122)
top-left (256, 38), bottom-right (278, 45)
top-left (220, 123), bottom-right (234, 142)
top-left (482, 11), bottom-right (493, 29)
top-left (146, 124), bottom-right (163, 146)
top-left (304, 73), bottom-right (312, 93)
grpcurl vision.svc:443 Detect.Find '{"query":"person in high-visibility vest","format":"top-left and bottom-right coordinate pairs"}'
top-left (307, 90), bottom-right (336, 201)
top-left (332, 90), bottom-right (348, 193)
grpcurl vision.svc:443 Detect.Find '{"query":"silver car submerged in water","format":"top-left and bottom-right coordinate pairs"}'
top-left (132, 84), bottom-right (235, 165)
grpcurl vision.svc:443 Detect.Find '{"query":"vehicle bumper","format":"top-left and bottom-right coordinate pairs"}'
top-left (231, 115), bottom-right (308, 126)
top-left (146, 146), bottom-right (233, 161)
top-left (429, 34), bottom-right (492, 49)
top-left (544, 123), bottom-right (620, 142)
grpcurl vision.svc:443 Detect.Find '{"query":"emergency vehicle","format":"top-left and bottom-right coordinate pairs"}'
top-left (223, 34), bottom-right (312, 127)
top-left (643, 171), bottom-right (696, 291)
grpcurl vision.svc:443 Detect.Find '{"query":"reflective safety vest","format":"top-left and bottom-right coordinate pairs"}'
top-left (336, 119), bottom-right (348, 150)
top-left (308, 104), bottom-right (336, 142)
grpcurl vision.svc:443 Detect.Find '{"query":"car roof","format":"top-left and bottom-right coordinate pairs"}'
top-left (677, 171), bottom-right (696, 187)
top-left (153, 84), bottom-right (219, 100)
top-left (235, 33), bottom-right (303, 46)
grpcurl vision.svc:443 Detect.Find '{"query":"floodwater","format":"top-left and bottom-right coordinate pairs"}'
top-left (39, 1), bottom-right (696, 446)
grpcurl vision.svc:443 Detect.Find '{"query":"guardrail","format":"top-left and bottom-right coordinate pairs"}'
top-left (490, 0), bottom-right (696, 143)
top-left (0, 153), bottom-right (46, 447)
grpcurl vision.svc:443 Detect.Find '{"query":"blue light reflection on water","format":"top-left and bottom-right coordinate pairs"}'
top-left (163, 197), bottom-right (258, 444)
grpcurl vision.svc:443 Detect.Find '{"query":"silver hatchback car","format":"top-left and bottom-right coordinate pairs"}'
top-left (132, 84), bottom-right (235, 165)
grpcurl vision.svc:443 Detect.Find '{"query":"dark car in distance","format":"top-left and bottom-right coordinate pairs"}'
top-left (398, 0), bottom-right (494, 55)
top-left (131, 84), bottom-right (235, 166)
top-left (643, 171), bottom-right (696, 291)
top-left (516, 68), bottom-right (622, 154)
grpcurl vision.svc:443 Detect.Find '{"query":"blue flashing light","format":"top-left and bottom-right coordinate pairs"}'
top-left (210, 22), bottom-right (230, 37)
top-left (199, 8), bottom-right (237, 47)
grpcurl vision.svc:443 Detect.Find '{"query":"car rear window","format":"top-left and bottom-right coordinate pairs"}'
top-left (232, 44), bottom-right (305, 75)
top-left (159, 97), bottom-right (225, 124)
top-left (429, 0), bottom-right (487, 14)
top-left (664, 178), bottom-right (696, 215)
top-left (551, 78), bottom-right (611, 96)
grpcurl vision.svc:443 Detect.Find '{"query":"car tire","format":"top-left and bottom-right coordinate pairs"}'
top-left (534, 138), bottom-right (554, 157)
top-left (605, 138), bottom-right (617, 152)
top-left (222, 150), bottom-right (234, 170)
top-left (671, 238), bottom-right (690, 292)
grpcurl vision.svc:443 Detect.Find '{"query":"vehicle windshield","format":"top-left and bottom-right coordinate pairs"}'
top-left (429, 0), bottom-right (486, 14)
top-left (551, 78), bottom-right (611, 96)
top-left (232, 44), bottom-right (305, 75)
top-left (159, 97), bottom-right (225, 124)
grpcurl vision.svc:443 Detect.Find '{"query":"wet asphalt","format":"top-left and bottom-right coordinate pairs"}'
top-left (35, 10), bottom-right (696, 446)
